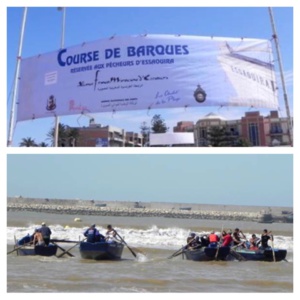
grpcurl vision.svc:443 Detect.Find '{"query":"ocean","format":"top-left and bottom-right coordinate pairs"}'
top-left (7, 210), bottom-right (293, 293)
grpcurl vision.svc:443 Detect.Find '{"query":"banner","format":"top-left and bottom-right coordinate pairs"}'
top-left (17, 34), bottom-right (278, 121)
top-left (150, 133), bottom-right (195, 146)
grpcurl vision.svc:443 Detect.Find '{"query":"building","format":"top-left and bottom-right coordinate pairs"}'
top-left (125, 132), bottom-right (143, 147)
top-left (74, 119), bottom-right (143, 147)
top-left (69, 110), bottom-right (291, 147)
top-left (173, 121), bottom-right (194, 133)
top-left (178, 110), bottom-right (292, 147)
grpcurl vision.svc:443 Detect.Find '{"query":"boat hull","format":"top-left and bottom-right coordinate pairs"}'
top-left (79, 241), bottom-right (124, 260)
top-left (16, 235), bottom-right (58, 256)
top-left (17, 244), bottom-right (58, 256)
top-left (229, 248), bottom-right (287, 262)
top-left (184, 246), bottom-right (230, 261)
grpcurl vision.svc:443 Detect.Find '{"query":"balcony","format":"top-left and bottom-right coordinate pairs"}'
top-left (270, 128), bottom-right (283, 135)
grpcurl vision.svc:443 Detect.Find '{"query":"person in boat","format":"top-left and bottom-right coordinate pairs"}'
top-left (186, 233), bottom-right (202, 249)
top-left (84, 224), bottom-right (104, 243)
top-left (38, 222), bottom-right (52, 246)
top-left (221, 230), bottom-right (233, 247)
top-left (208, 230), bottom-right (219, 247)
top-left (200, 234), bottom-right (210, 247)
top-left (232, 228), bottom-right (247, 248)
top-left (249, 234), bottom-right (260, 250)
top-left (105, 224), bottom-right (117, 243)
top-left (258, 229), bottom-right (273, 248)
top-left (32, 229), bottom-right (45, 246)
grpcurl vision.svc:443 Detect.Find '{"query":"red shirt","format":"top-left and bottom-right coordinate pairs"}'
top-left (222, 234), bottom-right (233, 246)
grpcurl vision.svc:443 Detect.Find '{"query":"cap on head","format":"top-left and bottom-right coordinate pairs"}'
top-left (41, 222), bottom-right (46, 226)
top-left (91, 224), bottom-right (96, 228)
top-left (227, 229), bottom-right (232, 234)
top-left (189, 232), bottom-right (196, 238)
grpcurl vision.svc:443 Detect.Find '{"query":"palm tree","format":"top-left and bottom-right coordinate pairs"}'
top-left (47, 123), bottom-right (79, 146)
top-left (19, 137), bottom-right (37, 147)
top-left (37, 142), bottom-right (48, 147)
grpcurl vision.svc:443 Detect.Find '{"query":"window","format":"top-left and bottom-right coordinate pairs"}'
top-left (248, 123), bottom-right (259, 146)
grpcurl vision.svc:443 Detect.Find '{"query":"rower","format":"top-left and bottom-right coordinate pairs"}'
top-left (32, 229), bottom-right (45, 246)
top-left (83, 224), bottom-right (105, 243)
top-left (38, 222), bottom-right (52, 246)
top-left (232, 228), bottom-right (247, 248)
top-left (249, 234), bottom-right (260, 250)
top-left (208, 230), bottom-right (219, 247)
top-left (258, 229), bottom-right (273, 248)
top-left (105, 225), bottom-right (117, 243)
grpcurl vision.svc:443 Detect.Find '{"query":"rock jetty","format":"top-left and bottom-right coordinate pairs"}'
top-left (7, 197), bottom-right (292, 223)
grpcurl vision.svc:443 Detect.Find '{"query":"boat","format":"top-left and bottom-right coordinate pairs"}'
top-left (228, 247), bottom-right (287, 262)
top-left (79, 241), bottom-right (124, 260)
top-left (16, 244), bottom-right (58, 256)
top-left (257, 213), bottom-right (274, 224)
top-left (15, 234), bottom-right (58, 256)
top-left (183, 246), bottom-right (230, 261)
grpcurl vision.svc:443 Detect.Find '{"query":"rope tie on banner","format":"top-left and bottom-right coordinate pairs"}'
top-left (109, 34), bottom-right (116, 40)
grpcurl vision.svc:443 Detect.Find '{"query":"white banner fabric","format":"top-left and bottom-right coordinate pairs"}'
top-left (150, 132), bottom-right (195, 146)
top-left (17, 34), bottom-right (278, 121)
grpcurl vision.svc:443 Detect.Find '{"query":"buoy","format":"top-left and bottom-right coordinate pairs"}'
top-left (74, 218), bottom-right (82, 222)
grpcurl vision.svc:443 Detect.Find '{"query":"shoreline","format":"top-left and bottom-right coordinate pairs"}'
top-left (7, 197), bottom-right (293, 223)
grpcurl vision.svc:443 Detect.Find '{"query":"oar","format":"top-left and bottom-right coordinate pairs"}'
top-left (215, 244), bottom-right (221, 260)
top-left (168, 238), bottom-right (196, 259)
top-left (51, 239), bottom-right (81, 243)
top-left (56, 239), bottom-right (85, 258)
top-left (14, 235), bottom-right (18, 256)
top-left (170, 247), bottom-right (185, 259)
top-left (7, 241), bottom-right (32, 255)
top-left (114, 230), bottom-right (137, 258)
top-left (230, 249), bottom-right (247, 261)
top-left (168, 247), bottom-right (185, 259)
top-left (271, 235), bottom-right (276, 262)
top-left (53, 242), bottom-right (75, 257)
top-left (7, 245), bottom-right (25, 255)
top-left (215, 226), bottom-right (223, 260)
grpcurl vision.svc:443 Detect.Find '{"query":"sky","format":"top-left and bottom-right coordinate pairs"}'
top-left (7, 154), bottom-right (293, 207)
top-left (6, 5), bottom-right (294, 146)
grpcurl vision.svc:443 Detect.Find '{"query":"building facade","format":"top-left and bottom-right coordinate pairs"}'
top-left (188, 111), bottom-right (292, 147)
top-left (68, 110), bottom-right (291, 147)
top-left (74, 120), bottom-right (143, 147)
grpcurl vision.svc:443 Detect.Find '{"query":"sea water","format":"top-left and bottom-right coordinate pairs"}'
top-left (7, 211), bottom-right (293, 293)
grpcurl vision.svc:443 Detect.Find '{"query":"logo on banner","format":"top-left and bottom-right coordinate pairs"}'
top-left (46, 95), bottom-right (57, 111)
top-left (193, 85), bottom-right (207, 103)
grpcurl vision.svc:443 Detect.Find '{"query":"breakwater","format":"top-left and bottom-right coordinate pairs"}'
top-left (7, 197), bottom-right (292, 223)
